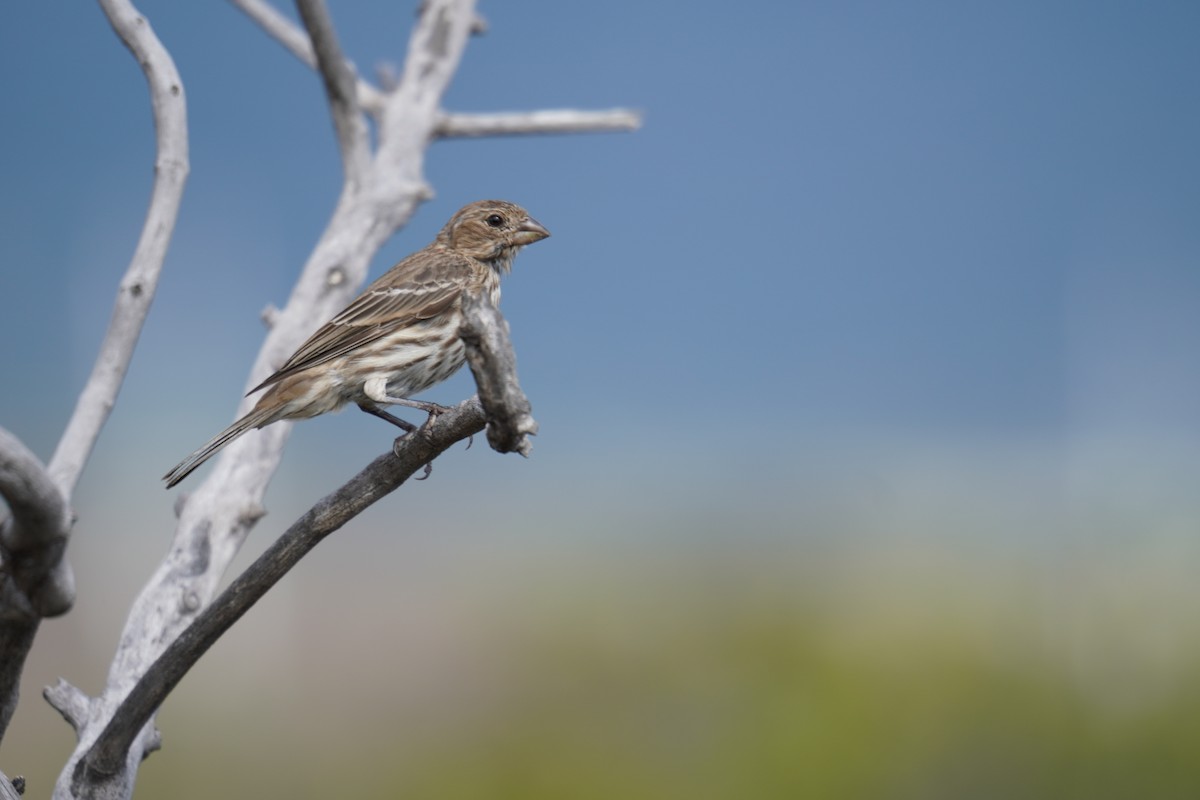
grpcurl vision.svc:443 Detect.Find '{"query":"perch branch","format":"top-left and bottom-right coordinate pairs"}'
top-left (80, 400), bottom-right (486, 781)
top-left (460, 289), bottom-right (537, 455)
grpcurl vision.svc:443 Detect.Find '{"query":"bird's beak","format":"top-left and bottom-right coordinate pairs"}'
top-left (514, 216), bottom-right (550, 245)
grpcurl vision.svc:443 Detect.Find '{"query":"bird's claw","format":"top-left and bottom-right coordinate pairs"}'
top-left (392, 435), bottom-right (435, 481)
top-left (417, 401), bottom-right (451, 431)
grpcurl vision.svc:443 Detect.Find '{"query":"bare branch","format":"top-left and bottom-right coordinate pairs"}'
top-left (229, 0), bottom-right (313, 65)
top-left (78, 399), bottom-right (487, 782)
top-left (436, 108), bottom-right (643, 139)
top-left (0, 429), bottom-right (73, 616)
top-left (227, 0), bottom-right (386, 112)
top-left (357, 0), bottom-right (481, 205)
top-left (293, 0), bottom-right (370, 180)
top-left (460, 290), bottom-right (537, 455)
top-left (0, 620), bottom-right (35, 749)
top-left (0, 428), bottom-right (73, 741)
top-left (48, 0), bottom-right (188, 497)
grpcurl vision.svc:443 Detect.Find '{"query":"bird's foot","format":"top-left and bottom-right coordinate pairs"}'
top-left (375, 399), bottom-right (451, 479)
top-left (371, 395), bottom-right (451, 431)
top-left (410, 400), bottom-right (452, 431)
top-left (358, 402), bottom-right (417, 434)
top-left (391, 435), bottom-right (435, 481)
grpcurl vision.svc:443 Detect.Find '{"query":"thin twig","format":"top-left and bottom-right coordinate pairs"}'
top-left (436, 108), bottom-right (643, 139)
top-left (294, 0), bottom-right (370, 180)
top-left (44, 679), bottom-right (92, 737)
top-left (226, 0), bottom-right (385, 112)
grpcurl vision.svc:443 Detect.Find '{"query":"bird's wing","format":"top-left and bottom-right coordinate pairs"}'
top-left (249, 250), bottom-right (480, 393)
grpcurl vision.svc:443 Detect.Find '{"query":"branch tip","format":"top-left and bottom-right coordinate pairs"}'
top-left (260, 303), bottom-right (281, 328)
top-left (436, 107), bottom-right (642, 139)
top-left (44, 679), bottom-right (91, 734)
top-left (458, 290), bottom-right (537, 456)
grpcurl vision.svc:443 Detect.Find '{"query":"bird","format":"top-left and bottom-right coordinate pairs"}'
top-left (163, 200), bottom-right (549, 488)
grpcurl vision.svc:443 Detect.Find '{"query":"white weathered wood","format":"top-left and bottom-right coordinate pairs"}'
top-left (48, 1), bottom-right (188, 498)
top-left (438, 108), bottom-right (643, 138)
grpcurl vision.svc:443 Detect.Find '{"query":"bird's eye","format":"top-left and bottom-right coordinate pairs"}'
top-left (485, 214), bottom-right (505, 228)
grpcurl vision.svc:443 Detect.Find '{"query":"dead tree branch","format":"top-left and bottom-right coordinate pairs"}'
top-left (79, 402), bottom-right (484, 784)
top-left (41, 2), bottom-right (637, 797)
top-left (76, 291), bottom-right (526, 788)
top-left (460, 289), bottom-right (538, 455)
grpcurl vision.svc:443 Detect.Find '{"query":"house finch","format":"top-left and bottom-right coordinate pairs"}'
top-left (163, 200), bottom-right (549, 488)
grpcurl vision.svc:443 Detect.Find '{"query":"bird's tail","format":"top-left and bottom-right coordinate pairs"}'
top-left (163, 407), bottom-right (276, 489)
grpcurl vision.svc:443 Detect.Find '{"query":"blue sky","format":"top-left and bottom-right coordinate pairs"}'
top-left (5, 4), bottom-right (1200, 791)
top-left (2, 1), bottom-right (1198, 531)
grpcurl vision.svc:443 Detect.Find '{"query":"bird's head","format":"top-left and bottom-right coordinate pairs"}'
top-left (438, 200), bottom-right (550, 272)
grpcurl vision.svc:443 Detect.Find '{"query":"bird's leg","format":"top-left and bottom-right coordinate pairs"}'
top-left (357, 402), bottom-right (417, 433)
top-left (363, 378), bottom-right (450, 429)
top-left (387, 398), bottom-right (470, 448)
top-left (388, 396), bottom-right (452, 428)
top-left (383, 398), bottom-right (447, 479)
top-left (359, 401), bottom-right (435, 480)
top-left (360, 381), bottom-right (451, 424)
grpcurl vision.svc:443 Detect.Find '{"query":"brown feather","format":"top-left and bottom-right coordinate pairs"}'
top-left (249, 250), bottom-right (483, 393)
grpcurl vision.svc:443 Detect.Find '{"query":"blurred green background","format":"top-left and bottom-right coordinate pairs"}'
top-left (3, 0), bottom-right (1200, 797)
top-left (9, 443), bottom-right (1200, 798)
